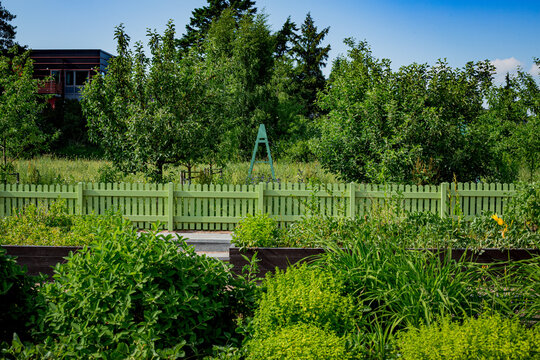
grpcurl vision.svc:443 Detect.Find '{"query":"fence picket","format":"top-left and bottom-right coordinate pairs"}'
top-left (0, 181), bottom-right (522, 230)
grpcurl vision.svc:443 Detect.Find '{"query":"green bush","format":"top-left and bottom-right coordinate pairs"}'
top-left (0, 248), bottom-right (43, 345)
top-left (0, 200), bottom-right (130, 246)
top-left (397, 313), bottom-right (540, 360)
top-left (232, 213), bottom-right (282, 248)
top-left (251, 264), bottom-right (359, 338)
top-left (505, 182), bottom-right (540, 233)
top-left (20, 226), bottom-right (255, 358)
top-left (246, 323), bottom-right (352, 360)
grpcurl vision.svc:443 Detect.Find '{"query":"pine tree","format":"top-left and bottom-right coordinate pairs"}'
top-left (274, 16), bottom-right (297, 58)
top-left (291, 13), bottom-right (330, 118)
top-left (177, 0), bottom-right (256, 52)
top-left (0, 1), bottom-right (17, 51)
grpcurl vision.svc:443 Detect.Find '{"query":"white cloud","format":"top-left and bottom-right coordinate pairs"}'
top-left (529, 62), bottom-right (540, 76)
top-left (490, 57), bottom-right (522, 85)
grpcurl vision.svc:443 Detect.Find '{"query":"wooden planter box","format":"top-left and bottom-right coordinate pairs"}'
top-left (2, 245), bottom-right (83, 278)
top-left (229, 247), bottom-right (540, 277)
top-left (229, 248), bottom-right (326, 277)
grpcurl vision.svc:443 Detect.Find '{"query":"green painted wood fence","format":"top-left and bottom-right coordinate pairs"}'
top-left (0, 182), bottom-right (516, 231)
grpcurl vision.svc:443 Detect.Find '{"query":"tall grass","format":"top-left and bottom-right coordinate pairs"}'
top-left (11, 156), bottom-right (337, 185)
top-left (311, 240), bottom-right (540, 358)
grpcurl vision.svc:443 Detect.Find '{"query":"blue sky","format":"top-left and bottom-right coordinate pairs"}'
top-left (5, 0), bottom-right (539, 82)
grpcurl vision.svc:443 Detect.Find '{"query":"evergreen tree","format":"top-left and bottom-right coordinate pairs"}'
top-left (274, 16), bottom-right (297, 58)
top-left (0, 1), bottom-right (16, 51)
top-left (291, 13), bottom-right (330, 118)
top-left (177, 0), bottom-right (256, 52)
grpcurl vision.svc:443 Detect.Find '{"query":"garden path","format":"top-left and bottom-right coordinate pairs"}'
top-left (158, 231), bottom-right (232, 261)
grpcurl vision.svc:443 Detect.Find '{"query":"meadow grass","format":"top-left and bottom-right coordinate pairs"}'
top-left (11, 156), bottom-right (338, 185)
top-left (10, 155), bottom-right (536, 185)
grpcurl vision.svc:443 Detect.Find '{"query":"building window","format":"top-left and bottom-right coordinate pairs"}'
top-left (75, 71), bottom-right (88, 86)
top-left (65, 71), bottom-right (74, 86)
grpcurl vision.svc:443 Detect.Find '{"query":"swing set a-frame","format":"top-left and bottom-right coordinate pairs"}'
top-left (247, 124), bottom-right (276, 181)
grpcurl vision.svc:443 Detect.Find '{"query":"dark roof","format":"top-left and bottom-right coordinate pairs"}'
top-left (31, 49), bottom-right (114, 58)
top-left (30, 49), bottom-right (113, 76)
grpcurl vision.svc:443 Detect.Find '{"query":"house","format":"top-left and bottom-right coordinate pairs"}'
top-left (30, 49), bottom-right (113, 108)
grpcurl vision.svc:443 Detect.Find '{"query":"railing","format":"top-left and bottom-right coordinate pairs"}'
top-left (0, 182), bottom-right (516, 231)
top-left (38, 81), bottom-right (62, 94)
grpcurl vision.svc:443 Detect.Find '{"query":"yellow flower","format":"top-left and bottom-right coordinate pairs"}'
top-left (491, 214), bottom-right (504, 226)
top-left (502, 223), bottom-right (508, 238)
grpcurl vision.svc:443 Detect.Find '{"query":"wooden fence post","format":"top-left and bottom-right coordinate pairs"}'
top-left (258, 182), bottom-right (265, 213)
top-left (76, 182), bottom-right (83, 215)
top-left (348, 182), bottom-right (356, 219)
top-left (440, 182), bottom-right (449, 218)
top-left (167, 182), bottom-right (174, 231)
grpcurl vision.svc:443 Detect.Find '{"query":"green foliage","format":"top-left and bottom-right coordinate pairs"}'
top-left (0, 48), bottom-right (49, 173)
top-left (24, 227), bottom-right (254, 358)
top-left (396, 313), bottom-right (540, 360)
top-left (313, 239), bottom-right (539, 358)
top-left (244, 265), bottom-right (359, 359)
top-left (251, 264), bottom-right (359, 338)
top-left (246, 323), bottom-right (352, 360)
top-left (40, 99), bottom-right (93, 155)
top-left (231, 213), bottom-right (282, 248)
top-left (0, 2), bottom-right (17, 51)
top-left (97, 163), bottom-right (122, 183)
top-left (177, 0), bottom-right (257, 52)
top-left (504, 182), bottom-right (540, 232)
top-left (482, 67), bottom-right (540, 182)
top-left (82, 21), bottom-right (223, 182)
top-left (203, 10), bottom-right (281, 159)
top-left (0, 248), bottom-right (43, 345)
top-left (0, 200), bottom-right (129, 246)
top-left (318, 241), bottom-right (488, 330)
top-left (316, 39), bottom-right (501, 184)
top-left (291, 12), bottom-right (331, 119)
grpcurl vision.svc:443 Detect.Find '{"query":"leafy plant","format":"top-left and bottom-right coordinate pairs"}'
top-left (396, 312), bottom-right (540, 360)
top-left (22, 226), bottom-right (255, 358)
top-left (504, 182), bottom-right (539, 232)
top-left (0, 248), bottom-right (43, 345)
top-left (0, 200), bottom-right (129, 246)
top-left (250, 264), bottom-right (360, 338)
top-left (231, 213), bottom-right (282, 248)
top-left (246, 323), bottom-right (352, 360)
top-left (0, 48), bottom-right (50, 170)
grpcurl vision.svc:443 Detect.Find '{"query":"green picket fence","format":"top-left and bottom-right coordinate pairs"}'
top-left (0, 182), bottom-right (516, 231)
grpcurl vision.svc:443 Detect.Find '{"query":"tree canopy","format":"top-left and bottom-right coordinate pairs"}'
top-left (82, 22), bottom-right (224, 181)
top-left (0, 1), bottom-right (16, 51)
top-left (0, 49), bottom-right (48, 176)
top-left (177, 0), bottom-right (256, 52)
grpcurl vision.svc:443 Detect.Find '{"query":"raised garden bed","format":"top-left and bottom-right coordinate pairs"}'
top-left (229, 247), bottom-right (540, 277)
top-left (2, 245), bottom-right (83, 277)
top-left (4, 245), bottom-right (538, 279)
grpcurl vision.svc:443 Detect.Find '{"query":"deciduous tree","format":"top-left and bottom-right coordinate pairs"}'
top-left (0, 49), bottom-right (48, 178)
top-left (82, 22), bottom-right (223, 182)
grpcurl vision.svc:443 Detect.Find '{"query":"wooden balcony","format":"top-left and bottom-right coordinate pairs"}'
top-left (38, 81), bottom-right (62, 95)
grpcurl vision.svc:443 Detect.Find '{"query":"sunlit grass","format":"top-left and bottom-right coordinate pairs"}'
top-left (11, 156), bottom-right (337, 185)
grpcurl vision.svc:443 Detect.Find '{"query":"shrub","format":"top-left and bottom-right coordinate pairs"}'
top-left (0, 248), bottom-right (43, 345)
top-left (397, 313), bottom-right (540, 360)
top-left (25, 226), bottom-right (255, 358)
top-left (251, 264), bottom-right (359, 338)
top-left (232, 213), bottom-right (282, 248)
top-left (0, 200), bottom-right (129, 246)
top-left (246, 323), bottom-right (352, 360)
top-left (505, 182), bottom-right (540, 233)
